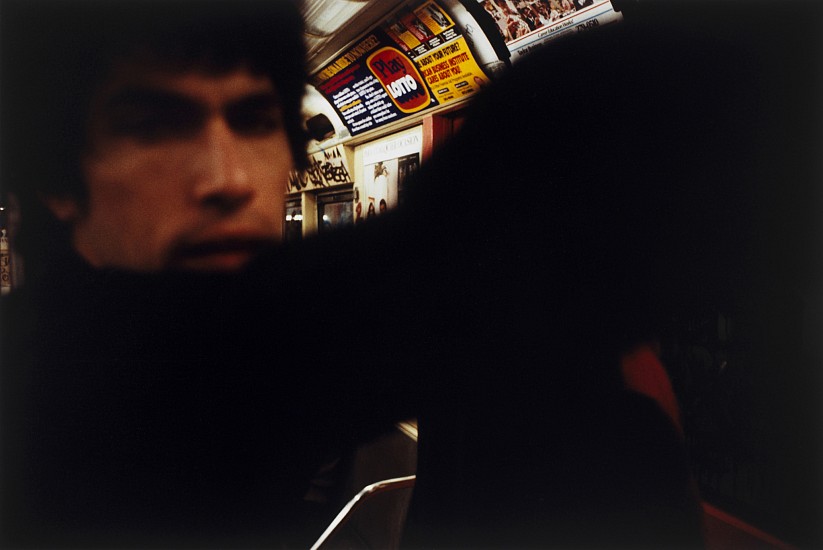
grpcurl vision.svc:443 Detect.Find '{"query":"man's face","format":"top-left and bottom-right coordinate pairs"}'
top-left (55, 61), bottom-right (295, 272)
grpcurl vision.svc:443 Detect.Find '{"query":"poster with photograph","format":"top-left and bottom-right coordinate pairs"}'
top-left (354, 128), bottom-right (422, 224)
top-left (362, 158), bottom-right (399, 219)
top-left (477, 0), bottom-right (621, 60)
top-left (356, 154), bottom-right (420, 223)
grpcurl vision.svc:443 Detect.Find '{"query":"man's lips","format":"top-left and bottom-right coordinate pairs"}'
top-left (168, 237), bottom-right (275, 271)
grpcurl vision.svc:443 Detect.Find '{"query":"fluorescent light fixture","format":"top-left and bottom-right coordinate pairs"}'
top-left (301, 0), bottom-right (371, 38)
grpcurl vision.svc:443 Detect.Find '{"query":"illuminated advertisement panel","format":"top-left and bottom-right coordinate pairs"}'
top-left (311, 1), bottom-right (490, 136)
top-left (477, 0), bottom-right (622, 60)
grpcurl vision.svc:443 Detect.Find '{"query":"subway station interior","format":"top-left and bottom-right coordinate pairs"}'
top-left (1, 0), bottom-right (821, 548)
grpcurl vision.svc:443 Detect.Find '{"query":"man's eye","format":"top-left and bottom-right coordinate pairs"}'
top-left (227, 106), bottom-right (283, 136)
top-left (108, 108), bottom-right (202, 142)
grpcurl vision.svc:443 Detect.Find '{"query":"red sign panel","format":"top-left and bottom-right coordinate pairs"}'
top-left (367, 47), bottom-right (431, 114)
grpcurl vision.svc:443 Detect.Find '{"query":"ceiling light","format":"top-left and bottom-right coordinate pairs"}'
top-left (301, 0), bottom-right (372, 38)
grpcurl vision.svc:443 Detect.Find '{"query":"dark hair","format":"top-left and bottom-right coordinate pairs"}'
top-left (1, 0), bottom-right (308, 261)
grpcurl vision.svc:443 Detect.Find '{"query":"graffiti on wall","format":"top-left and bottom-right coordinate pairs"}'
top-left (288, 145), bottom-right (353, 193)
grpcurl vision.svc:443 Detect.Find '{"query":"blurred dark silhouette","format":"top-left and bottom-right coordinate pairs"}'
top-left (396, 1), bottom-right (821, 546)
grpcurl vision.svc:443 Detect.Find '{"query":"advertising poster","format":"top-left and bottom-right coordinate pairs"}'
top-left (355, 129), bottom-right (421, 223)
top-left (311, 1), bottom-right (490, 137)
top-left (415, 36), bottom-right (490, 105)
top-left (477, 0), bottom-right (621, 60)
top-left (288, 144), bottom-right (353, 193)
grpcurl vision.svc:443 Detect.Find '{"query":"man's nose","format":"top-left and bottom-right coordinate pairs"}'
top-left (192, 117), bottom-right (254, 211)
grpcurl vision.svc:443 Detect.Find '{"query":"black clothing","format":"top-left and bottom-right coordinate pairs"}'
top-left (0, 245), bottom-right (419, 548)
top-left (1, 227), bottom-right (701, 549)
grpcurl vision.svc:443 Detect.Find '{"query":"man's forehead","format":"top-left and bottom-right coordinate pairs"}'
top-left (96, 61), bottom-right (280, 106)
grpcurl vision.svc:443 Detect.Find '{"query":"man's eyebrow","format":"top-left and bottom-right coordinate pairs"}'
top-left (103, 88), bottom-right (281, 113)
